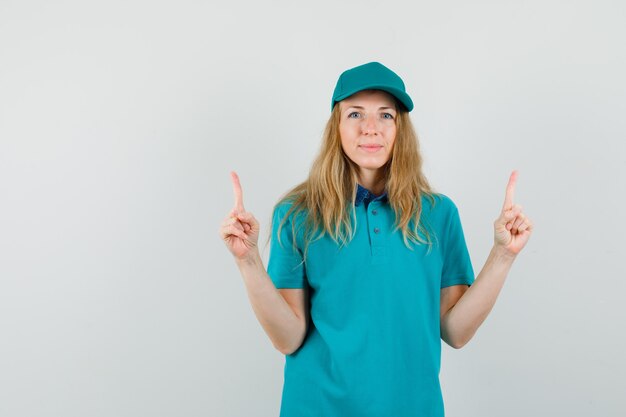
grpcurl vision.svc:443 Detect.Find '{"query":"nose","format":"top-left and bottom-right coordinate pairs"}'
top-left (361, 115), bottom-right (379, 135)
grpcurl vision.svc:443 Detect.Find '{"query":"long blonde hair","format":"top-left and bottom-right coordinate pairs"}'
top-left (268, 97), bottom-right (439, 263)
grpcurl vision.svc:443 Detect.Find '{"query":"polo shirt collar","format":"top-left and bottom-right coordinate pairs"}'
top-left (355, 183), bottom-right (388, 207)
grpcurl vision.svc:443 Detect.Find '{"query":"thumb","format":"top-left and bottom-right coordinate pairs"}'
top-left (236, 211), bottom-right (256, 222)
top-left (503, 209), bottom-right (517, 221)
top-left (495, 208), bottom-right (518, 228)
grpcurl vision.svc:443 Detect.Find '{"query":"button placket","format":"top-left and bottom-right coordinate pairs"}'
top-left (370, 202), bottom-right (381, 236)
top-left (368, 202), bottom-right (389, 265)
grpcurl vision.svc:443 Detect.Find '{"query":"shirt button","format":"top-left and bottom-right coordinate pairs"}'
top-left (372, 209), bottom-right (378, 215)
top-left (373, 227), bottom-right (380, 234)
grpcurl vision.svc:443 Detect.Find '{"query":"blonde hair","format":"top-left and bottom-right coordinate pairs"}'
top-left (267, 96), bottom-right (440, 263)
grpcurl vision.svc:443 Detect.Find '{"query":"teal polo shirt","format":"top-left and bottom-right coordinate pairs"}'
top-left (267, 185), bottom-right (475, 417)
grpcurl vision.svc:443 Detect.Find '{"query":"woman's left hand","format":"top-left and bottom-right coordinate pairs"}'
top-left (493, 170), bottom-right (534, 256)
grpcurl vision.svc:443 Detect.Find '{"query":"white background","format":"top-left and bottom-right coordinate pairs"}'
top-left (1, 0), bottom-right (625, 416)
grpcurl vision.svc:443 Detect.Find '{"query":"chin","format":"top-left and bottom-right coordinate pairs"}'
top-left (357, 158), bottom-right (389, 168)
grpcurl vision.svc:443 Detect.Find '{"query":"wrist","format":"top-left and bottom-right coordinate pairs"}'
top-left (235, 250), bottom-right (263, 269)
top-left (491, 244), bottom-right (517, 262)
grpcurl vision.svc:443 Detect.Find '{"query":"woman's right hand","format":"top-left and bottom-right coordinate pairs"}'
top-left (219, 171), bottom-right (260, 261)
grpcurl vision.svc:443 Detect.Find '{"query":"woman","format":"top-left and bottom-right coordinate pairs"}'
top-left (220, 62), bottom-right (533, 417)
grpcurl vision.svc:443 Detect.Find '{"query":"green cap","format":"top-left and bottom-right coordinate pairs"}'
top-left (331, 62), bottom-right (413, 112)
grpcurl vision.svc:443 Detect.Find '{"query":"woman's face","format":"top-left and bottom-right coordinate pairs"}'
top-left (338, 90), bottom-right (397, 180)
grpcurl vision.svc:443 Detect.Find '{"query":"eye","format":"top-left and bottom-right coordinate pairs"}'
top-left (348, 111), bottom-right (361, 119)
top-left (381, 113), bottom-right (395, 120)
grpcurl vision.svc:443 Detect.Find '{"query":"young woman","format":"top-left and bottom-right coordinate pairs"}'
top-left (219, 62), bottom-right (533, 417)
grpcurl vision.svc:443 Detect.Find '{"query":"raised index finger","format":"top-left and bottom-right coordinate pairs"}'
top-left (502, 170), bottom-right (518, 212)
top-left (230, 171), bottom-right (245, 212)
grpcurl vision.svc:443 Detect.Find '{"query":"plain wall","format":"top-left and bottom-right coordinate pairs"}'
top-left (1, 0), bottom-right (625, 416)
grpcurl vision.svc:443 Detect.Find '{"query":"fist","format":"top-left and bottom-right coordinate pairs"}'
top-left (219, 171), bottom-right (260, 260)
top-left (493, 170), bottom-right (534, 256)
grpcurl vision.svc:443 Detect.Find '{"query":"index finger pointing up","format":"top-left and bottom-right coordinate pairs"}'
top-left (230, 171), bottom-right (245, 212)
top-left (502, 170), bottom-right (518, 212)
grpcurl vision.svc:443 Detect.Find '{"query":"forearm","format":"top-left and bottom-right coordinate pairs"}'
top-left (441, 245), bottom-right (516, 348)
top-left (235, 251), bottom-right (306, 354)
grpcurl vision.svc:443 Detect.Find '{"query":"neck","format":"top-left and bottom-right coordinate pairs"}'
top-left (358, 170), bottom-right (386, 195)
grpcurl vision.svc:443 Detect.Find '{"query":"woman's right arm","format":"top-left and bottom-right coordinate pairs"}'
top-left (220, 171), bottom-right (308, 355)
top-left (235, 251), bottom-right (308, 355)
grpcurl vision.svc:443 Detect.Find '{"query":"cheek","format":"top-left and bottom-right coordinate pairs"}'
top-left (338, 128), bottom-right (347, 146)
top-left (338, 133), bottom-right (351, 155)
top-left (339, 125), bottom-right (358, 144)
top-left (339, 124), bottom-right (347, 139)
top-left (386, 127), bottom-right (397, 144)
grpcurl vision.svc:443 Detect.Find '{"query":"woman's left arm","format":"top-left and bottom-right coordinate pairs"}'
top-left (440, 170), bottom-right (534, 349)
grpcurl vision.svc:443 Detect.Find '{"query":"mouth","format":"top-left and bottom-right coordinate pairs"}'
top-left (359, 144), bottom-right (383, 153)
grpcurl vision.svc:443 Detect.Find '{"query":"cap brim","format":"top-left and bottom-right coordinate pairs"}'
top-left (332, 84), bottom-right (414, 112)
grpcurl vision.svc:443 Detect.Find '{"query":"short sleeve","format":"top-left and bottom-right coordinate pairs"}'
top-left (267, 202), bottom-right (307, 289)
top-left (440, 198), bottom-right (475, 288)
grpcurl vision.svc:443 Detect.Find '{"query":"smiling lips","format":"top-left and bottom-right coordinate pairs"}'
top-left (359, 144), bottom-right (383, 153)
